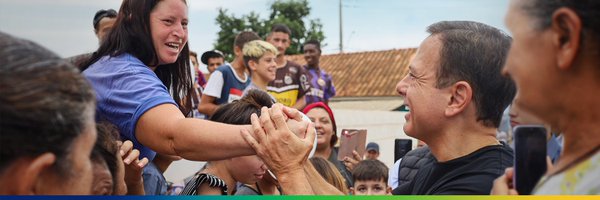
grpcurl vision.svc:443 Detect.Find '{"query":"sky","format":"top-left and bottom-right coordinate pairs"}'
top-left (0, 0), bottom-right (510, 72)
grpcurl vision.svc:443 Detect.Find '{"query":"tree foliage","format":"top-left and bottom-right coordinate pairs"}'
top-left (214, 0), bottom-right (325, 61)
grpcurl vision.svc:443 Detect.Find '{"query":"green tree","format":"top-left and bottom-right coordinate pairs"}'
top-left (214, 0), bottom-right (325, 61)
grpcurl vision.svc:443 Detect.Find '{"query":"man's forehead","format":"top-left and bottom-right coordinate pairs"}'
top-left (304, 44), bottom-right (318, 50)
top-left (208, 57), bottom-right (223, 62)
top-left (270, 32), bottom-right (289, 39)
top-left (411, 36), bottom-right (442, 71)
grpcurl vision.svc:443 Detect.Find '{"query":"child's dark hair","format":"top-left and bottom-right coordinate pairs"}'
top-left (352, 160), bottom-right (389, 183)
top-left (209, 90), bottom-right (274, 124)
top-left (91, 121), bottom-right (121, 192)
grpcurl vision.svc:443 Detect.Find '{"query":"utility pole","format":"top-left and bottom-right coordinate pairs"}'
top-left (339, 0), bottom-right (343, 53)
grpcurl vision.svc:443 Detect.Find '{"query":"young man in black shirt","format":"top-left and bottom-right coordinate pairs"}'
top-left (393, 21), bottom-right (516, 195)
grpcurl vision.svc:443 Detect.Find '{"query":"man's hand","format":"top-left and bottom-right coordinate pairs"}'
top-left (241, 104), bottom-right (315, 176)
top-left (491, 168), bottom-right (519, 195)
top-left (281, 105), bottom-right (308, 137)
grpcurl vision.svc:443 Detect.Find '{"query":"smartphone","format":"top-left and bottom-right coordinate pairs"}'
top-left (337, 129), bottom-right (367, 161)
top-left (394, 139), bottom-right (413, 161)
top-left (513, 125), bottom-right (548, 195)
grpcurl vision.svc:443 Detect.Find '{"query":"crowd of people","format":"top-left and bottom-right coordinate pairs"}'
top-left (1, 0), bottom-right (598, 196)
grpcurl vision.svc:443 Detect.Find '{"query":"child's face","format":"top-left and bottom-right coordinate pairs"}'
top-left (351, 180), bottom-right (391, 195)
top-left (253, 52), bottom-right (277, 82)
top-left (228, 155), bottom-right (267, 184)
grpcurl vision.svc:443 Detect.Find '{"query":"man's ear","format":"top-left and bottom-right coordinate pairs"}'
top-left (445, 81), bottom-right (472, 117)
top-left (550, 8), bottom-right (582, 70)
top-left (349, 187), bottom-right (355, 195)
top-left (386, 186), bottom-right (392, 195)
top-left (3, 153), bottom-right (56, 195)
top-left (233, 46), bottom-right (242, 57)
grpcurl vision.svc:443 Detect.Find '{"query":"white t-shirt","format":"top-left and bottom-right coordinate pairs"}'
top-left (203, 70), bottom-right (224, 98)
top-left (388, 158), bottom-right (402, 189)
top-left (203, 64), bottom-right (248, 99)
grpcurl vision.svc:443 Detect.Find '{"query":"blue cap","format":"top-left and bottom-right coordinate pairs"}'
top-left (366, 142), bottom-right (379, 152)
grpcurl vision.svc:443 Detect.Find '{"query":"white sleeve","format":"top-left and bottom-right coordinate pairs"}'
top-left (388, 158), bottom-right (402, 189)
top-left (203, 71), bottom-right (224, 98)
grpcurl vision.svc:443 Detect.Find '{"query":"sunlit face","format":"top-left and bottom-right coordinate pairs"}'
top-left (306, 108), bottom-right (334, 149)
top-left (396, 35), bottom-right (448, 141)
top-left (352, 180), bottom-right (390, 195)
top-left (149, 0), bottom-right (188, 65)
top-left (228, 156), bottom-right (267, 184)
top-left (96, 17), bottom-right (116, 44)
top-left (250, 52), bottom-right (277, 82)
top-left (266, 32), bottom-right (290, 56)
top-left (207, 57), bottom-right (223, 74)
top-left (91, 160), bottom-right (113, 195)
top-left (502, 0), bottom-right (560, 122)
top-left (303, 43), bottom-right (320, 66)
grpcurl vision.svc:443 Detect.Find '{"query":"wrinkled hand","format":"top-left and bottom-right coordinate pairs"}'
top-left (282, 106), bottom-right (308, 138)
top-left (343, 150), bottom-right (362, 172)
top-left (117, 140), bottom-right (149, 186)
top-left (241, 104), bottom-right (316, 177)
top-left (491, 167), bottom-right (519, 195)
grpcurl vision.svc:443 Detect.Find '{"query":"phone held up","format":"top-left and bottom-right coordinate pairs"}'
top-left (394, 139), bottom-right (413, 162)
top-left (513, 125), bottom-right (548, 195)
top-left (337, 129), bottom-right (367, 161)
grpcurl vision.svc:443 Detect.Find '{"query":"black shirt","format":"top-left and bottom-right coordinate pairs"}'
top-left (395, 142), bottom-right (513, 195)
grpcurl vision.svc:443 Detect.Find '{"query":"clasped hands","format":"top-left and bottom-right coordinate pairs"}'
top-left (241, 103), bottom-right (316, 178)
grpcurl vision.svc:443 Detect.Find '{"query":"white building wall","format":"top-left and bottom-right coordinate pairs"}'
top-left (331, 108), bottom-right (413, 167)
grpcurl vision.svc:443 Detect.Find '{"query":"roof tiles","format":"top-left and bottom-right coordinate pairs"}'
top-left (287, 48), bottom-right (417, 97)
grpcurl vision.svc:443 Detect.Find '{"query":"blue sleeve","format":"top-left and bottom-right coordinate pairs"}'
top-left (84, 56), bottom-right (176, 159)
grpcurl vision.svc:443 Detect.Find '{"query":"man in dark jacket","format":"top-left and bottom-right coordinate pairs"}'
top-left (394, 21), bottom-right (515, 195)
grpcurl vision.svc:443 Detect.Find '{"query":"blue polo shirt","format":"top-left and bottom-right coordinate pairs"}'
top-left (83, 53), bottom-right (176, 161)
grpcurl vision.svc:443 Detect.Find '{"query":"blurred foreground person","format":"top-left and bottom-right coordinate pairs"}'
top-left (492, 0), bottom-right (600, 195)
top-left (0, 32), bottom-right (97, 194)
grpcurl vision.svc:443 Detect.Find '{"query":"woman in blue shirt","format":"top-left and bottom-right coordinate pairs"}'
top-left (82, 0), bottom-right (308, 185)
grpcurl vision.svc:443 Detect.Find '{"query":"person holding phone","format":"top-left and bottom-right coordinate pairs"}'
top-left (492, 0), bottom-right (600, 195)
top-left (302, 102), bottom-right (354, 188)
top-left (511, 125), bottom-right (548, 195)
top-left (394, 21), bottom-right (516, 195)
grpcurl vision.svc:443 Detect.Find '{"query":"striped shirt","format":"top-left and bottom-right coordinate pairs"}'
top-left (180, 173), bottom-right (228, 195)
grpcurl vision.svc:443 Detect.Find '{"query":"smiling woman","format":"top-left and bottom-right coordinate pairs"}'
top-left (80, 0), bottom-right (310, 195)
top-left (492, 0), bottom-right (600, 195)
top-left (303, 102), bottom-right (354, 189)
